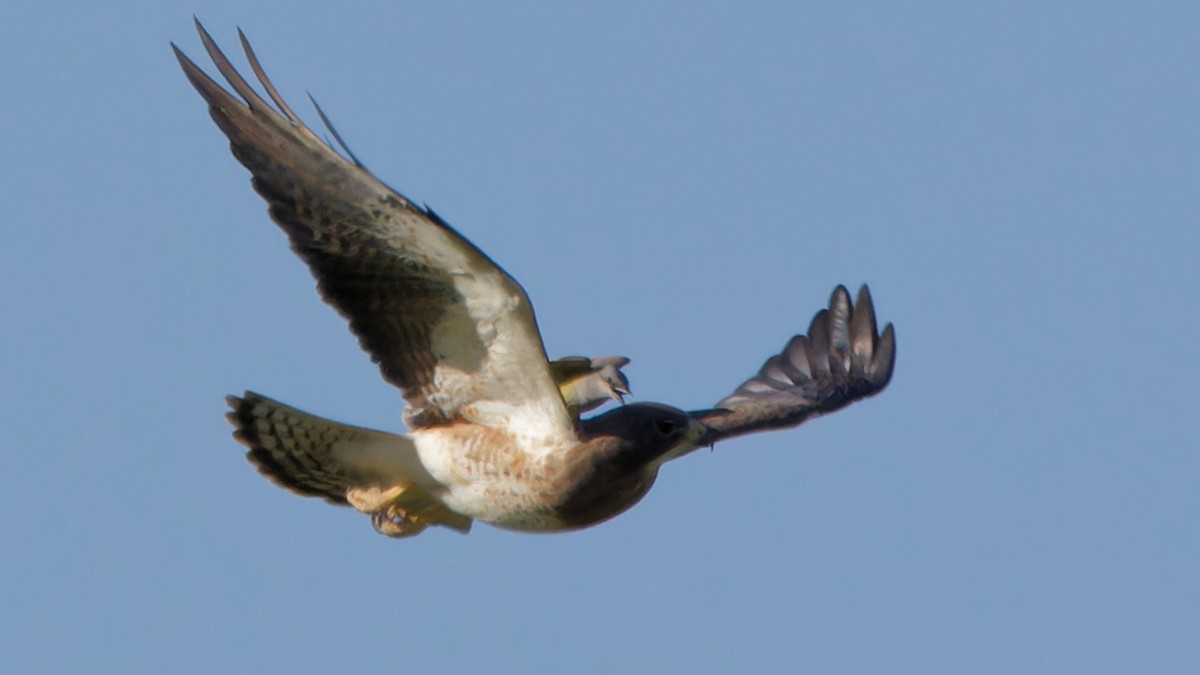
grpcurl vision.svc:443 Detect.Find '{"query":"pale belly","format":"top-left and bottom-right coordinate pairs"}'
top-left (411, 426), bottom-right (573, 531)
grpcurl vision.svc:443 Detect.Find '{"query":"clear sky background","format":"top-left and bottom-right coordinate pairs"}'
top-left (2, 2), bottom-right (1196, 673)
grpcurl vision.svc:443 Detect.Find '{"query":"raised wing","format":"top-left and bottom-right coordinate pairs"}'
top-left (696, 285), bottom-right (895, 443)
top-left (175, 22), bottom-right (575, 442)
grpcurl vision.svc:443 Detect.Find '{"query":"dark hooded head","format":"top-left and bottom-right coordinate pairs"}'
top-left (554, 403), bottom-right (707, 529)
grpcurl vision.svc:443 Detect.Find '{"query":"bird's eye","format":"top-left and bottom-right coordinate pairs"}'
top-left (654, 418), bottom-right (678, 436)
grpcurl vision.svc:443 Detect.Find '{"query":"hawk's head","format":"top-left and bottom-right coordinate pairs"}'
top-left (553, 404), bottom-right (712, 529)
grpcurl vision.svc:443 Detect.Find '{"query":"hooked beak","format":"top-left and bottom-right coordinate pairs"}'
top-left (690, 408), bottom-right (731, 447)
top-left (614, 372), bottom-right (632, 397)
top-left (610, 378), bottom-right (631, 405)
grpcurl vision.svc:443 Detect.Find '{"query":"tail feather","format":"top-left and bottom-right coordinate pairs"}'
top-left (224, 392), bottom-right (471, 535)
top-left (227, 392), bottom-right (361, 504)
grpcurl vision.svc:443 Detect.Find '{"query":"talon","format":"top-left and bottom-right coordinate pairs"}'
top-left (371, 508), bottom-right (428, 538)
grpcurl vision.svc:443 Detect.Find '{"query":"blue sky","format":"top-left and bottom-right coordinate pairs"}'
top-left (2, 2), bottom-right (1197, 673)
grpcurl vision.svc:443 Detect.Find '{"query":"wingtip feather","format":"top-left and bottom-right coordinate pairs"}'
top-left (871, 323), bottom-right (897, 384)
top-left (827, 286), bottom-right (852, 369)
top-left (805, 308), bottom-right (832, 377)
top-left (195, 19), bottom-right (260, 108)
top-left (238, 27), bottom-right (302, 125)
top-left (307, 92), bottom-right (365, 167)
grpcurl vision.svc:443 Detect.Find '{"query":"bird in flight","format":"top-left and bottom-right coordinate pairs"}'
top-left (174, 21), bottom-right (896, 538)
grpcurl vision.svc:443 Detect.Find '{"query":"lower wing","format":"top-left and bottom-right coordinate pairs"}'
top-left (695, 284), bottom-right (895, 444)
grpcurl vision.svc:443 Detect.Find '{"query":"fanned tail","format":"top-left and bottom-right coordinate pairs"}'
top-left (225, 392), bottom-right (472, 536)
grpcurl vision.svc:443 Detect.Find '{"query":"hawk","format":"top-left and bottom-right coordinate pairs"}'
top-left (175, 21), bottom-right (896, 538)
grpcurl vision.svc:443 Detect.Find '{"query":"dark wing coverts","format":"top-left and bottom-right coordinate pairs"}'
top-left (698, 285), bottom-right (895, 443)
top-left (174, 22), bottom-right (573, 437)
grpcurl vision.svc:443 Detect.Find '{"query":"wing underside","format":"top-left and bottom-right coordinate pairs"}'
top-left (696, 285), bottom-right (895, 443)
top-left (175, 22), bottom-right (575, 442)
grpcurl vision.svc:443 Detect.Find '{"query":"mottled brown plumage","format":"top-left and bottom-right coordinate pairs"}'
top-left (178, 22), bottom-right (896, 539)
top-left (178, 22), bottom-right (571, 438)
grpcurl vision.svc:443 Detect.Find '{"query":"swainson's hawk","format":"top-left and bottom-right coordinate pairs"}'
top-left (175, 22), bottom-right (896, 538)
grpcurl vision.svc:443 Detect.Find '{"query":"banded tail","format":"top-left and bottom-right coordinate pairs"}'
top-left (225, 392), bottom-right (472, 536)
